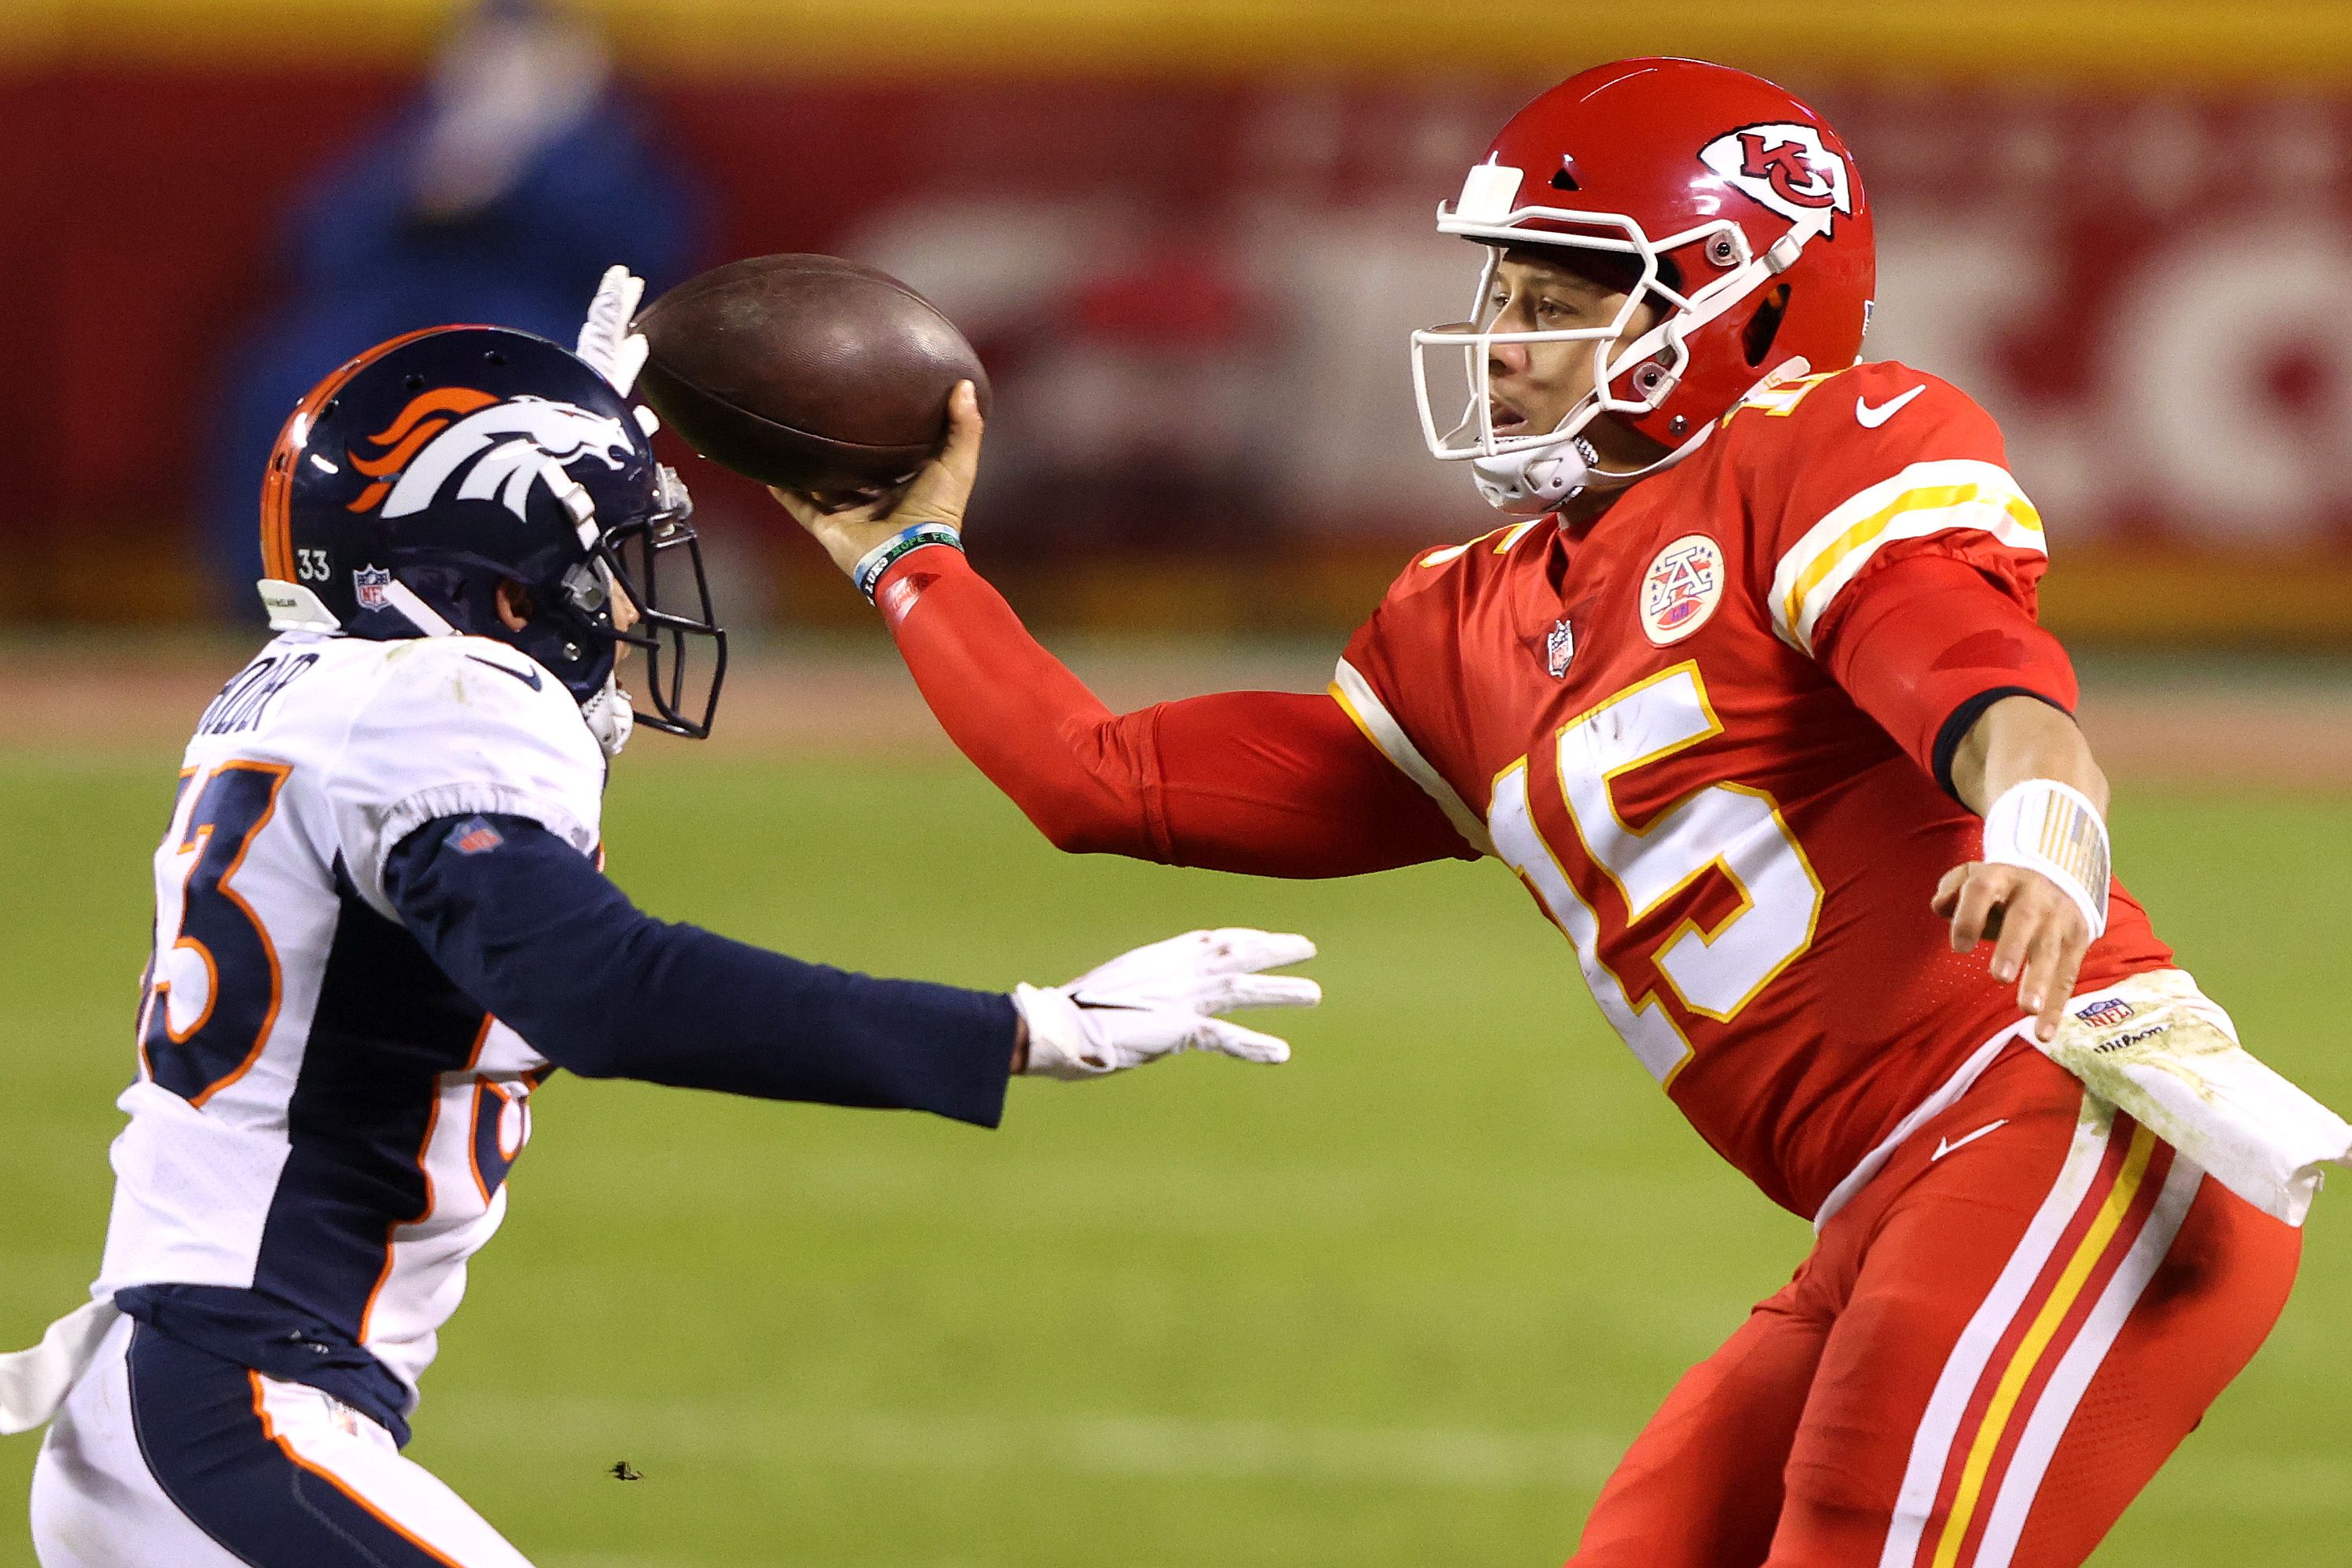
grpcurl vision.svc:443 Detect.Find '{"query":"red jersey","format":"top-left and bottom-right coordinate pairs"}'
top-left (1335, 361), bottom-right (2171, 1219)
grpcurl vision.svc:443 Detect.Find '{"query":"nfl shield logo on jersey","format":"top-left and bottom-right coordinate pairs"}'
top-left (1545, 618), bottom-right (1575, 678)
top-left (1640, 535), bottom-right (1725, 645)
top-left (352, 565), bottom-right (393, 612)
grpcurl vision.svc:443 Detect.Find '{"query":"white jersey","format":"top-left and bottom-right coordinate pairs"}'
top-left (94, 631), bottom-right (606, 1406)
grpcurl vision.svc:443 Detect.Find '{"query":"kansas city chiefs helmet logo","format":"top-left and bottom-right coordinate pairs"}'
top-left (346, 388), bottom-right (634, 521)
top-left (1699, 122), bottom-right (1854, 235)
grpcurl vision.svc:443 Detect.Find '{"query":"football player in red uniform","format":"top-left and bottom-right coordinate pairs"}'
top-left (773, 59), bottom-right (2301, 1568)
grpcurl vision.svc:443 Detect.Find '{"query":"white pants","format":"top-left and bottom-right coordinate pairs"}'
top-left (30, 1316), bottom-right (533, 1567)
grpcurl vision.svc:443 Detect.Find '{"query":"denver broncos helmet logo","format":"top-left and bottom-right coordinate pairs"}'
top-left (346, 388), bottom-right (635, 520)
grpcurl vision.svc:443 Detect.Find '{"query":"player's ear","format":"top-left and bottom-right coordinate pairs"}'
top-left (494, 579), bottom-right (536, 633)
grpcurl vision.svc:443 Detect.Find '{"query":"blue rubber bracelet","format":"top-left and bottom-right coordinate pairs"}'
top-left (853, 524), bottom-right (965, 602)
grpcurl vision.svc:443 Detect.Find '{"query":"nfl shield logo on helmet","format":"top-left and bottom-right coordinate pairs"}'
top-left (1545, 618), bottom-right (1576, 679)
top-left (352, 565), bottom-right (392, 612)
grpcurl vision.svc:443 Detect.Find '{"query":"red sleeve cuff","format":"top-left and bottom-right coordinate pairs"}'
top-left (873, 539), bottom-right (974, 627)
top-left (1816, 554), bottom-right (2078, 793)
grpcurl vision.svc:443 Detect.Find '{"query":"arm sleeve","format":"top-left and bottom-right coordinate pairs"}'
top-left (870, 547), bottom-right (1477, 876)
top-left (1814, 555), bottom-right (2080, 799)
top-left (383, 812), bottom-right (1017, 1127)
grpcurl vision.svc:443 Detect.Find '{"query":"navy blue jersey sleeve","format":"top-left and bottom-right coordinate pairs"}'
top-left (382, 814), bottom-right (1016, 1127)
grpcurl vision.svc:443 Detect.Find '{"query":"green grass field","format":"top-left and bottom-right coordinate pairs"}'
top-left (3, 742), bottom-right (2349, 1566)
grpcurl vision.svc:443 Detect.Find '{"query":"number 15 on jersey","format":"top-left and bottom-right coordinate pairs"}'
top-left (1488, 663), bottom-right (1822, 1084)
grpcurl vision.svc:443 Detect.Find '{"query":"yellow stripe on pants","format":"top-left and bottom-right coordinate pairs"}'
top-left (1929, 1122), bottom-right (2157, 1568)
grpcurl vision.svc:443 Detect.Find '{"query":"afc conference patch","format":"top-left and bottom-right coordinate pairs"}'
top-left (1640, 534), bottom-right (1724, 645)
top-left (353, 564), bottom-right (393, 612)
top-left (2074, 997), bottom-right (2136, 1028)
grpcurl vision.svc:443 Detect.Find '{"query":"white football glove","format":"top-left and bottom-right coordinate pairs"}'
top-left (576, 263), bottom-right (650, 398)
top-left (1013, 928), bottom-right (1319, 1079)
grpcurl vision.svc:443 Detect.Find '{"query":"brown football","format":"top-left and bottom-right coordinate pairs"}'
top-left (632, 253), bottom-right (989, 493)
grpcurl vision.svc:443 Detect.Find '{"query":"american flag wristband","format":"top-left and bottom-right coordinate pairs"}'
top-left (1980, 778), bottom-right (2110, 938)
top-left (853, 523), bottom-right (965, 602)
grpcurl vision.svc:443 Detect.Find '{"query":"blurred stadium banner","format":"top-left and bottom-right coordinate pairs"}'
top-left (9, 0), bottom-right (2352, 639)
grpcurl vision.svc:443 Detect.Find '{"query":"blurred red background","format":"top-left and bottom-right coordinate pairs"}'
top-left (9, 2), bottom-right (2352, 638)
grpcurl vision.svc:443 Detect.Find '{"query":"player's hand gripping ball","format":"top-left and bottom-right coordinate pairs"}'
top-left (633, 253), bottom-right (990, 494)
top-left (770, 380), bottom-right (985, 582)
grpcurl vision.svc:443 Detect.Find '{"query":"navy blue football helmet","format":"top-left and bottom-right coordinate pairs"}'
top-left (258, 324), bottom-right (726, 739)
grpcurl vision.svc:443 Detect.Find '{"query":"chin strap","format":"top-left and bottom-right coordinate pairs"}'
top-left (582, 674), bottom-right (634, 757)
top-left (1471, 434), bottom-right (1599, 516)
top-left (380, 579), bottom-right (458, 638)
top-left (1468, 353), bottom-right (1808, 518)
top-left (1470, 421), bottom-right (1714, 516)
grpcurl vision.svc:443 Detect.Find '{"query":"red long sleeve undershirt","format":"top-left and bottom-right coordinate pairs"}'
top-left (1813, 554), bottom-right (2080, 795)
top-left (871, 549), bottom-right (1478, 877)
top-left (868, 544), bottom-right (2077, 878)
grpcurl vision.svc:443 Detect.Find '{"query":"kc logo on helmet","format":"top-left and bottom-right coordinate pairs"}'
top-left (1699, 123), bottom-right (1854, 235)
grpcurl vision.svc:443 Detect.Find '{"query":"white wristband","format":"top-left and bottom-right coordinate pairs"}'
top-left (1981, 779), bottom-right (2110, 938)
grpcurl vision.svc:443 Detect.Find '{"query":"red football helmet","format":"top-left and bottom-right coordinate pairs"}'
top-left (1411, 57), bottom-right (1876, 513)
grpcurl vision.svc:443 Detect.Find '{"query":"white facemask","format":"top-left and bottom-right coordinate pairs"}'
top-left (1413, 155), bottom-right (1826, 518)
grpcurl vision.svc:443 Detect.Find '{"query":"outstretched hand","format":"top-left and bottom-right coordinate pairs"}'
top-left (1013, 928), bottom-right (1322, 1080)
top-left (769, 379), bottom-right (986, 577)
top-left (1932, 861), bottom-right (2090, 1044)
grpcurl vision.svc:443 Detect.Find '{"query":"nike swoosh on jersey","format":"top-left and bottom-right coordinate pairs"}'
top-left (1932, 1119), bottom-right (2009, 1161)
top-left (465, 655), bottom-right (544, 691)
top-left (1855, 385), bottom-right (1926, 428)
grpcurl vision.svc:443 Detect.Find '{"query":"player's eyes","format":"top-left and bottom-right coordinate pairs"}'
top-left (1487, 288), bottom-right (1580, 326)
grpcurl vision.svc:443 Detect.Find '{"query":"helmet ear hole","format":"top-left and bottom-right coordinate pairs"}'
top-left (1744, 283), bottom-right (1792, 368)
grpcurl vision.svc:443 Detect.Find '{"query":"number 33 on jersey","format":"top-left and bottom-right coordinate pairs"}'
top-left (1331, 361), bottom-right (2172, 1221)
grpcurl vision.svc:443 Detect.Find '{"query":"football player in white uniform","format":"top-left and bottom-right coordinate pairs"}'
top-left (2, 274), bottom-right (1319, 1567)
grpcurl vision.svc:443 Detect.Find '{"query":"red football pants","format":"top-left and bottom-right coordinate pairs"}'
top-left (1570, 1045), bottom-right (2301, 1568)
